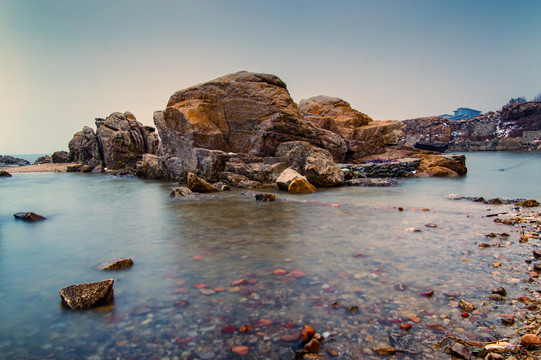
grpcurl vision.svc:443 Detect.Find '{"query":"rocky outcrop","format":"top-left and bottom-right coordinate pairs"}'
top-left (299, 96), bottom-right (404, 161)
top-left (299, 96), bottom-right (372, 138)
top-left (52, 150), bottom-right (71, 163)
top-left (0, 155), bottom-right (30, 167)
top-left (68, 126), bottom-right (103, 168)
top-left (59, 279), bottom-right (114, 309)
top-left (402, 101), bottom-right (541, 151)
top-left (0, 169), bottom-right (12, 177)
top-left (68, 112), bottom-right (158, 172)
top-left (96, 112), bottom-right (158, 170)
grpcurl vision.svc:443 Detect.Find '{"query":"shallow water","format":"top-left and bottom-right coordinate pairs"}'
top-left (0, 152), bottom-right (540, 359)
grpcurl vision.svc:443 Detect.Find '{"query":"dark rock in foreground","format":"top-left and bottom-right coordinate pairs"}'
top-left (96, 258), bottom-right (134, 270)
top-left (13, 212), bottom-right (47, 222)
top-left (255, 193), bottom-right (276, 201)
top-left (59, 279), bottom-right (114, 309)
top-left (0, 169), bottom-right (12, 177)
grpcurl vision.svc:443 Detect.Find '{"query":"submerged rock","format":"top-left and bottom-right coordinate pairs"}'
top-left (59, 279), bottom-right (114, 309)
top-left (13, 212), bottom-right (46, 222)
top-left (96, 258), bottom-right (134, 270)
top-left (255, 193), bottom-right (276, 201)
top-left (170, 187), bottom-right (193, 197)
top-left (187, 172), bottom-right (217, 193)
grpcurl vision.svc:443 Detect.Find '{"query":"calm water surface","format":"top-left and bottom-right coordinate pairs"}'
top-left (1, 152), bottom-right (540, 359)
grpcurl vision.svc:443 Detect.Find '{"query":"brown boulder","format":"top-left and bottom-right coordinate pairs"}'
top-left (415, 166), bottom-right (459, 177)
top-left (413, 154), bottom-right (467, 176)
top-left (59, 279), bottom-right (114, 309)
top-left (0, 169), bottom-right (12, 177)
top-left (96, 258), bottom-right (134, 270)
top-left (276, 168), bottom-right (307, 191)
top-left (521, 334), bottom-right (541, 347)
top-left (187, 172), bottom-right (217, 193)
top-left (288, 178), bottom-right (317, 194)
top-left (13, 212), bottom-right (46, 222)
top-left (299, 95), bottom-right (372, 139)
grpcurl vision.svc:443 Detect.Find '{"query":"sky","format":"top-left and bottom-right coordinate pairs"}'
top-left (1, 0), bottom-right (540, 154)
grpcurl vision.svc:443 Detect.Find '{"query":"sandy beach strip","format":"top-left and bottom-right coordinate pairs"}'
top-left (1, 163), bottom-right (73, 173)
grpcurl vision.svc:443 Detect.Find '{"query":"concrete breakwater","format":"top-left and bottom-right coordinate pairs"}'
top-left (338, 158), bottom-right (421, 178)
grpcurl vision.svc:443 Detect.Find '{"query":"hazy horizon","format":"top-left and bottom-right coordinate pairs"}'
top-left (1, 0), bottom-right (540, 154)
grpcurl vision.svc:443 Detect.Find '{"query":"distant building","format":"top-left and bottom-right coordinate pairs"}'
top-left (440, 107), bottom-right (481, 121)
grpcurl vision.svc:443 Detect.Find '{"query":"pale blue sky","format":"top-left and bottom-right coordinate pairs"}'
top-left (1, 0), bottom-right (540, 154)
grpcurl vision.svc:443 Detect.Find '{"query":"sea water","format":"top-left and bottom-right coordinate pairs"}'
top-left (0, 152), bottom-right (540, 359)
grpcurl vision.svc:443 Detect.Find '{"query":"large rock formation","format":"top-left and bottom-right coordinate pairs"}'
top-left (153, 71), bottom-right (348, 182)
top-left (68, 112), bottom-right (159, 171)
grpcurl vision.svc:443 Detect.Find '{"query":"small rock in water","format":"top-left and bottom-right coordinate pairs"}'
top-left (501, 317), bottom-right (515, 326)
top-left (533, 250), bottom-right (541, 259)
top-left (400, 323), bottom-right (412, 330)
top-left (492, 287), bottom-right (507, 296)
top-left (59, 279), bottom-right (114, 309)
top-left (374, 346), bottom-right (396, 355)
top-left (450, 342), bottom-right (470, 359)
top-left (231, 346), bottom-right (249, 355)
top-left (405, 227), bottom-right (421, 232)
top-left (170, 187), bottom-right (193, 197)
top-left (425, 223), bottom-right (438, 228)
top-left (96, 258), bottom-right (133, 270)
top-left (13, 212), bottom-right (47, 222)
top-left (459, 299), bottom-right (477, 312)
top-left (521, 334), bottom-right (541, 347)
top-left (301, 325), bottom-right (316, 342)
top-left (255, 193), bottom-right (276, 201)
top-left (0, 169), bottom-right (12, 177)
top-left (304, 338), bottom-right (320, 353)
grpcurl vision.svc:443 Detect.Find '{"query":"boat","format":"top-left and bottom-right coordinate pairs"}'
top-left (414, 142), bottom-right (448, 152)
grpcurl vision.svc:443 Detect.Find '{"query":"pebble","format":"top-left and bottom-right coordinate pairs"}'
top-left (231, 346), bottom-right (249, 355)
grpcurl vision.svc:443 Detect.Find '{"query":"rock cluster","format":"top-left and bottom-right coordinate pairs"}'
top-left (0, 155), bottom-right (30, 167)
top-left (66, 71), bottom-right (467, 188)
top-left (68, 112), bottom-right (158, 172)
